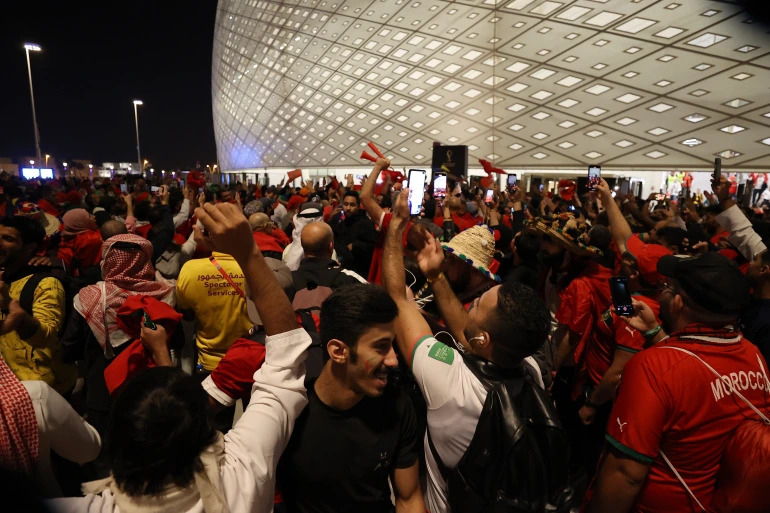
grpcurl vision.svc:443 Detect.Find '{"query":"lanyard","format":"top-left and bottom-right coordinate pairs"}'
top-left (209, 256), bottom-right (247, 300)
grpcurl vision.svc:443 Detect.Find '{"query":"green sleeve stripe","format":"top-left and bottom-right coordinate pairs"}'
top-left (616, 345), bottom-right (640, 354)
top-left (605, 434), bottom-right (655, 464)
top-left (410, 335), bottom-right (433, 370)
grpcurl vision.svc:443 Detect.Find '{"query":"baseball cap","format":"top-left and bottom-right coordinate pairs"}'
top-left (625, 234), bottom-right (671, 285)
top-left (657, 252), bottom-right (750, 314)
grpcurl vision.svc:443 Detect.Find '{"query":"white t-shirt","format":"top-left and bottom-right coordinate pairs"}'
top-left (411, 335), bottom-right (488, 513)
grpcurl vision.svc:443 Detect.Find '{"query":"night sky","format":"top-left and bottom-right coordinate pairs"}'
top-left (0, 0), bottom-right (218, 169)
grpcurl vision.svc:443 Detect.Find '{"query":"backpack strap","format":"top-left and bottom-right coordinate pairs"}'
top-left (426, 428), bottom-right (450, 483)
top-left (657, 344), bottom-right (770, 513)
top-left (19, 273), bottom-right (53, 315)
top-left (660, 346), bottom-right (770, 424)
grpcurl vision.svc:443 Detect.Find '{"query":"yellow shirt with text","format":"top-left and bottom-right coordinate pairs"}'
top-left (176, 253), bottom-right (253, 370)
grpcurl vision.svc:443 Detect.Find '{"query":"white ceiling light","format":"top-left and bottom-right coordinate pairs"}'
top-left (687, 33), bottom-right (728, 48)
top-left (530, 2), bottom-right (563, 15)
top-left (615, 93), bottom-right (641, 103)
top-left (585, 11), bottom-right (624, 27)
top-left (585, 84), bottom-right (611, 95)
top-left (615, 117), bottom-right (637, 125)
top-left (724, 98), bottom-right (751, 108)
top-left (649, 103), bottom-right (674, 113)
top-left (681, 138), bottom-right (703, 147)
top-left (684, 113), bottom-right (708, 123)
top-left (720, 125), bottom-right (746, 133)
top-left (557, 76), bottom-right (583, 87)
top-left (615, 140), bottom-right (634, 148)
top-left (655, 27), bottom-right (684, 39)
top-left (557, 6), bottom-right (592, 20)
top-left (558, 141), bottom-right (575, 149)
top-left (584, 151), bottom-right (603, 159)
top-left (615, 18), bottom-right (657, 34)
top-left (646, 150), bottom-right (667, 159)
top-left (648, 127), bottom-right (669, 136)
top-left (716, 150), bottom-right (741, 159)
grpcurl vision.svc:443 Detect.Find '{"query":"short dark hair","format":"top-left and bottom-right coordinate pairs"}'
top-left (319, 283), bottom-right (398, 361)
top-left (657, 227), bottom-right (688, 251)
top-left (514, 231), bottom-right (540, 268)
top-left (106, 367), bottom-right (217, 497)
top-left (486, 281), bottom-right (551, 369)
top-left (0, 216), bottom-right (45, 247)
top-left (342, 190), bottom-right (360, 202)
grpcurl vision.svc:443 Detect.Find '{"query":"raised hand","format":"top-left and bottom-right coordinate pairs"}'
top-left (617, 298), bottom-right (659, 333)
top-left (416, 233), bottom-right (444, 279)
top-left (194, 202), bottom-right (256, 265)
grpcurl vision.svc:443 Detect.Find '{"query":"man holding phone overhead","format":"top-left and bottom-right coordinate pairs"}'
top-left (581, 178), bottom-right (667, 424)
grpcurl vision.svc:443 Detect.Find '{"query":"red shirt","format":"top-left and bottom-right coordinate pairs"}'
top-left (209, 338), bottom-right (266, 404)
top-left (585, 294), bottom-right (661, 388)
top-left (57, 229), bottom-right (103, 273)
top-left (367, 213), bottom-right (412, 285)
top-left (604, 327), bottom-right (770, 513)
top-left (252, 231), bottom-right (286, 254)
top-left (555, 262), bottom-right (614, 372)
top-left (433, 211), bottom-right (483, 233)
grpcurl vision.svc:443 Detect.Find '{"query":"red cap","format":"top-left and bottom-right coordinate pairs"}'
top-left (287, 195), bottom-right (307, 211)
top-left (625, 234), bottom-right (671, 285)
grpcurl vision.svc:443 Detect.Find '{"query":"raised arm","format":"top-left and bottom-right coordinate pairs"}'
top-left (596, 178), bottom-right (632, 253)
top-left (194, 202), bottom-right (308, 512)
top-left (712, 174), bottom-right (767, 261)
top-left (415, 232), bottom-right (471, 351)
top-left (360, 157), bottom-right (390, 224)
top-left (382, 188), bottom-right (432, 367)
top-left (195, 202), bottom-right (298, 335)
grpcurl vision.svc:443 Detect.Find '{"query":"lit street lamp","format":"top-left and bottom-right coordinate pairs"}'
top-left (133, 99), bottom-right (143, 176)
top-left (24, 42), bottom-right (43, 163)
top-left (45, 154), bottom-right (49, 167)
top-left (30, 160), bottom-right (34, 166)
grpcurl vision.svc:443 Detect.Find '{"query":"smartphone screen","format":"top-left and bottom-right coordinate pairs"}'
top-left (714, 157), bottom-right (722, 183)
top-left (150, 186), bottom-right (159, 193)
top-left (507, 174), bottom-right (517, 192)
top-left (407, 169), bottom-right (426, 216)
top-left (120, 184), bottom-right (128, 194)
top-left (484, 189), bottom-right (494, 204)
top-left (588, 165), bottom-right (601, 190)
top-left (610, 276), bottom-right (634, 317)
top-left (433, 173), bottom-right (447, 199)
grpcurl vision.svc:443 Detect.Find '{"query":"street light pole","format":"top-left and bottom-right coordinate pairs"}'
top-left (133, 99), bottom-right (143, 176)
top-left (24, 43), bottom-right (42, 163)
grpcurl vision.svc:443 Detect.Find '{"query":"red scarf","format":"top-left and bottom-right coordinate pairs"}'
top-left (0, 356), bottom-right (38, 475)
top-left (103, 296), bottom-right (183, 395)
top-left (74, 234), bottom-right (174, 353)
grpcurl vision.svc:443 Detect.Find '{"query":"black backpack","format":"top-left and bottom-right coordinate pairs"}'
top-left (290, 266), bottom-right (342, 382)
top-left (19, 270), bottom-right (85, 334)
top-left (431, 355), bottom-right (574, 513)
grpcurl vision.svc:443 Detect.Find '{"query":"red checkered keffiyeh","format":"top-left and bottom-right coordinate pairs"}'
top-left (73, 234), bottom-right (174, 353)
top-left (0, 355), bottom-right (39, 475)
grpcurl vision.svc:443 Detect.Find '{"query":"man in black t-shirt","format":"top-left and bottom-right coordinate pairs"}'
top-left (277, 283), bottom-right (424, 513)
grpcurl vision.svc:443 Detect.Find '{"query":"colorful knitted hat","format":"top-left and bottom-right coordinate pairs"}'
top-left (15, 201), bottom-right (61, 237)
top-left (441, 225), bottom-right (501, 283)
top-left (529, 213), bottom-right (603, 257)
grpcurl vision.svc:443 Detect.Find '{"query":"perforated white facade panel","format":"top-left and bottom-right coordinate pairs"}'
top-left (212, 0), bottom-right (770, 171)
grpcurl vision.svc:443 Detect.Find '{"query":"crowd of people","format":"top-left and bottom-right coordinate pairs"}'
top-left (0, 155), bottom-right (768, 513)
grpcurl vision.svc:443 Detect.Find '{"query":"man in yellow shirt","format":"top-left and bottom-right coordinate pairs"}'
top-left (0, 217), bottom-right (76, 395)
top-left (176, 250), bottom-right (253, 371)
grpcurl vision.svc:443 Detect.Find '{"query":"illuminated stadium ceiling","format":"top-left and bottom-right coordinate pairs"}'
top-left (212, 0), bottom-right (770, 171)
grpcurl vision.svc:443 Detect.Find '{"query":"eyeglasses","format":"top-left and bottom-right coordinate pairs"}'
top-left (657, 280), bottom-right (676, 295)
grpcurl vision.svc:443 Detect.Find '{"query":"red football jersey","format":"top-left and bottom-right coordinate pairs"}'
top-left (584, 294), bottom-right (661, 388)
top-left (605, 329), bottom-right (770, 512)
